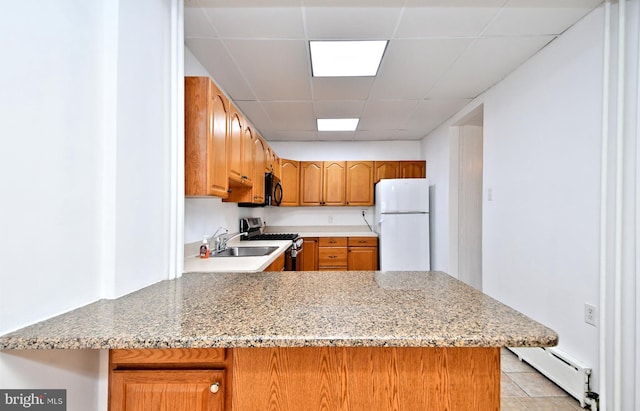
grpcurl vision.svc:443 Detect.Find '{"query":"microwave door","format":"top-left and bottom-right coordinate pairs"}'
top-left (273, 181), bottom-right (283, 206)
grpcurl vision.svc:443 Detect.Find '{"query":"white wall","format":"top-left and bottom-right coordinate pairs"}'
top-left (0, 1), bottom-right (175, 410)
top-left (422, 7), bottom-right (603, 388)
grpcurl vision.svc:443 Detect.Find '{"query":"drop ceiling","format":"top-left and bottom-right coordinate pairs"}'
top-left (184, 0), bottom-right (602, 142)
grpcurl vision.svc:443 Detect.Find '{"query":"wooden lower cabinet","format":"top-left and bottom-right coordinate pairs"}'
top-left (318, 237), bottom-right (348, 270)
top-left (265, 253), bottom-right (285, 271)
top-left (231, 347), bottom-right (500, 411)
top-left (110, 369), bottom-right (225, 411)
top-left (299, 237), bottom-right (318, 271)
top-left (347, 237), bottom-right (378, 270)
top-left (110, 347), bottom-right (500, 411)
top-left (109, 348), bottom-right (231, 411)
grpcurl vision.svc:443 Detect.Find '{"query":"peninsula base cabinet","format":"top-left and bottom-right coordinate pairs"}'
top-left (109, 347), bottom-right (500, 411)
top-left (109, 348), bottom-right (231, 411)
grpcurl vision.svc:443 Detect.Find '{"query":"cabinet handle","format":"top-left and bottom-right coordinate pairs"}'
top-left (329, 256), bottom-right (337, 259)
top-left (210, 382), bottom-right (220, 394)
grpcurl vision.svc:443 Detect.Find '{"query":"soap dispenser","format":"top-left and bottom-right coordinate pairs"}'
top-left (199, 236), bottom-right (210, 259)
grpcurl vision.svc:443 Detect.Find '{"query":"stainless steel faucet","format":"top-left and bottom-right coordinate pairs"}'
top-left (220, 232), bottom-right (248, 251)
top-left (209, 227), bottom-right (228, 252)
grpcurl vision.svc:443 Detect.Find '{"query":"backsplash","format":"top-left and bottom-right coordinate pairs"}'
top-left (262, 206), bottom-right (374, 228)
top-left (184, 198), bottom-right (373, 244)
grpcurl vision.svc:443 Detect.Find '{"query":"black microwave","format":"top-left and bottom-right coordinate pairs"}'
top-left (238, 172), bottom-right (282, 207)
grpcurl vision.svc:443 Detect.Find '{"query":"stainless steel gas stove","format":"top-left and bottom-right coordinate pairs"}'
top-left (240, 218), bottom-right (303, 270)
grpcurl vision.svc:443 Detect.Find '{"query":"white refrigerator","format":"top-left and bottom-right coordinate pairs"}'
top-left (374, 178), bottom-right (430, 271)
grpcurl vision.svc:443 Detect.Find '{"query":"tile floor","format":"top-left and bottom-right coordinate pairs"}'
top-left (501, 349), bottom-right (585, 410)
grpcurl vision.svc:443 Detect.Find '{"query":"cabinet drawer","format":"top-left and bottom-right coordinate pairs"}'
top-left (111, 348), bottom-right (226, 368)
top-left (319, 237), bottom-right (347, 247)
top-left (318, 247), bottom-right (348, 267)
top-left (348, 237), bottom-right (378, 247)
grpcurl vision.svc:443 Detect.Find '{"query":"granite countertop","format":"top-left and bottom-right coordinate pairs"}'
top-left (0, 271), bottom-right (557, 350)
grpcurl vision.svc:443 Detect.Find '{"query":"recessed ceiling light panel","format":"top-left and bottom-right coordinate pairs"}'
top-left (317, 118), bottom-right (360, 131)
top-left (310, 40), bottom-right (388, 77)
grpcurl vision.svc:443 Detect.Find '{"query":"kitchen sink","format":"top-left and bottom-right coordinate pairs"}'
top-left (210, 246), bottom-right (279, 257)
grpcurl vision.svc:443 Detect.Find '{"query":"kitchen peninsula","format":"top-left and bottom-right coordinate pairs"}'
top-left (0, 271), bottom-right (557, 410)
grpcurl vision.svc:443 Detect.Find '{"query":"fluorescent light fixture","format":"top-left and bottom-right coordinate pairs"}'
top-left (317, 118), bottom-right (359, 131)
top-left (310, 40), bottom-right (387, 77)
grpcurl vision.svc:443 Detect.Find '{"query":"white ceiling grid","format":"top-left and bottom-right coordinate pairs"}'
top-left (184, 0), bottom-right (602, 141)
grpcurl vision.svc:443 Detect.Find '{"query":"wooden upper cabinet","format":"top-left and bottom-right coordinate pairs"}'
top-left (346, 161), bottom-right (374, 206)
top-left (400, 160), bottom-right (426, 178)
top-left (323, 161), bottom-right (346, 206)
top-left (252, 136), bottom-right (266, 204)
top-left (374, 161), bottom-right (400, 183)
top-left (241, 125), bottom-right (254, 185)
top-left (300, 161), bottom-right (324, 206)
top-left (264, 146), bottom-right (273, 173)
top-left (280, 159), bottom-right (299, 207)
top-left (227, 106), bottom-right (243, 184)
top-left (184, 77), bottom-right (229, 198)
top-left (300, 161), bottom-right (346, 206)
top-left (272, 154), bottom-right (281, 179)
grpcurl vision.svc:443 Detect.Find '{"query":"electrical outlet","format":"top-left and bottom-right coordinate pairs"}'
top-left (584, 303), bottom-right (597, 326)
top-left (328, 215), bottom-right (334, 224)
top-left (361, 209), bottom-right (367, 216)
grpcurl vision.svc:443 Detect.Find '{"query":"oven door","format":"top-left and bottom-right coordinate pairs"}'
top-left (284, 245), bottom-right (293, 271)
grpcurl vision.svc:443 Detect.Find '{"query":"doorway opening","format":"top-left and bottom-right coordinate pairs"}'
top-left (449, 105), bottom-right (484, 290)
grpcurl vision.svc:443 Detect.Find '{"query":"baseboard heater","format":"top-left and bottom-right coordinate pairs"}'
top-left (508, 347), bottom-right (591, 408)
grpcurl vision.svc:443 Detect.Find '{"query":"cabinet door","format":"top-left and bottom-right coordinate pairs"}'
top-left (252, 136), bottom-right (266, 203)
top-left (184, 77), bottom-right (228, 198)
top-left (242, 125), bottom-right (254, 185)
top-left (323, 161), bottom-right (346, 206)
top-left (400, 161), bottom-right (426, 178)
top-left (300, 161), bottom-right (323, 206)
top-left (346, 161), bottom-right (373, 206)
top-left (264, 146), bottom-right (273, 173)
top-left (207, 83), bottom-right (229, 198)
top-left (374, 161), bottom-right (400, 183)
top-left (111, 369), bottom-right (225, 411)
top-left (227, 108), bottom-right (243, 183)
top-left (348, 247), bottom-right (378, 270)
top-left (300, 237), bottom-right (318, 271)
top-left (280, 159), bottom-right (300, 207)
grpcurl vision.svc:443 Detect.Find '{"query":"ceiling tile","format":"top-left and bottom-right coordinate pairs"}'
top-left (185, 38), bottom-right (257, 100)
top-left (405, 99), bottom-right (472, 131)
top-left (224, 39), bottom-right (312, 101)
top-left (304, 7), bottom-right (401, 39)
top-left (358, 100), bottom-right (420, 130)
top-left (203, 7), bottom-right (305, 38)
top-left (235, 101), bottom-right (274, 130)
top-left (314, 101), bottom-right (366, 118)
top-left (404, 0), bottom-right (507, 6)
top-left (265, 130), bottom-right (319, 141)
top-left (369, 38), bottom-right (472, 99)
top-left (303, 0), bottom-right (405, 7)
top-left (315, 131), bottom-right (357, 141)
top-left (184, 8), bottom-right (218, 38)
top-left (427, 36), bottom-right (555, 98)
top-left (395, 7), bottom-right (500, 38)
top-left (261, 102), bottom-right (316, 130)
top-left (192, 0), bottom-right (301, 6)
top-left (483, 7), bottom-right (593, 35)
top-left (504, 0), bottom-right (601, 7)
top-left (312, 77), bottom-right (374, 100)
